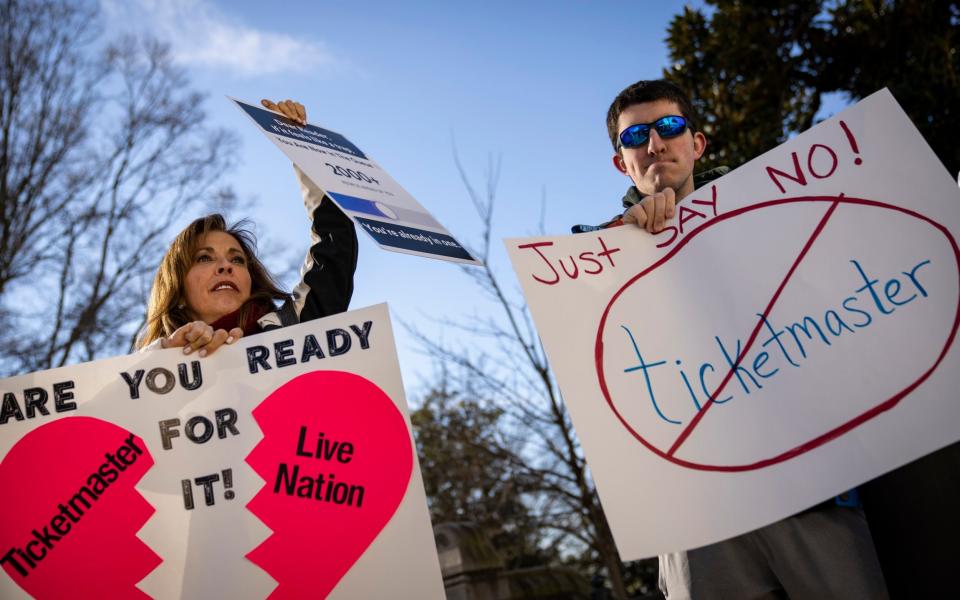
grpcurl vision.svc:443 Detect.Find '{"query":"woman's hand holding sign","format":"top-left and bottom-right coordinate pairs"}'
top-left (261, 98), bottom-right (307, 126)
top-left (161, 321), bottom-right (243, 357)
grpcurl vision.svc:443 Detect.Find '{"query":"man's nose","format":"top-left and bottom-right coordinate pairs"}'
top-left (647, 129), bottom-right (667, 155)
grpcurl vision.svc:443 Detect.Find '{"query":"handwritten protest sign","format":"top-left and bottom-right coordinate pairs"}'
top-left (0, 304), bottom-right (444, 599)
top-left (506, 89), bottom-right (960, 559)
top-left (230, 98), bottom-right (480, 266)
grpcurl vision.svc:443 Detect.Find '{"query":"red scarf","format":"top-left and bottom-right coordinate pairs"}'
top-left (209, 302), bottom-right (272, 336)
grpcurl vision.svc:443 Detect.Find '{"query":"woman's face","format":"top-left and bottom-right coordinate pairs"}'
top-left (183, 231), bottom-right (253, 324)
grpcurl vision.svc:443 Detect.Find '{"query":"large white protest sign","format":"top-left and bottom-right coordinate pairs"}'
top-left (505, 89), bottom-right (960, 559)
top-left (0, 304), bottom-right (444, 599)
top-left (230, 98), bottom-right (480, 266)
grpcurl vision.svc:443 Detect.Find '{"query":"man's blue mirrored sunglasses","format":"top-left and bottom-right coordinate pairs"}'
top-left (618, 115), bottom-right (690, 148)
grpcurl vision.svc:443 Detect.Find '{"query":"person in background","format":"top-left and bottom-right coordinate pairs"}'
top-left (579, 79), bottom-right (889, 600)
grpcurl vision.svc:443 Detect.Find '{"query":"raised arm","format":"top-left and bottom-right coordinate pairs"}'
top-left (258, 98), bottom-right (358, 325)
top-left (287, 164), bottom-right (358, 322)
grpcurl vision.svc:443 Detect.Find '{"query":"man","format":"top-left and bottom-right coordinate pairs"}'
top-left (585, 79), bottom-right (889, 600)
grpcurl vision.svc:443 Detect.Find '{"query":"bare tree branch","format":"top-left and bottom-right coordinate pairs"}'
top-left (408, 147), bottom-right (636, 598)
top-left (0, 1), bottom-right (238, 374)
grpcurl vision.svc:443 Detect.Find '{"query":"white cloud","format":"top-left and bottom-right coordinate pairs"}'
top-left (100, 0), bottom-right (336, 76)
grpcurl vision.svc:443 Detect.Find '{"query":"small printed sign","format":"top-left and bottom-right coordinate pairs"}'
top-left (231, 98), bottom-right (480, 265)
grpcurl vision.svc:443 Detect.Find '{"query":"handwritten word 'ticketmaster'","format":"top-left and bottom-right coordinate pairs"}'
top-left (619, 256), bottom-right (931, 425)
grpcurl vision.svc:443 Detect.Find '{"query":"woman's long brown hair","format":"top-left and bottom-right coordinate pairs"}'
top-left (139, 214), bottom-right (289, 348)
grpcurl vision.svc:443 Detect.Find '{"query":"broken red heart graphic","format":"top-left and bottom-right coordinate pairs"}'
top-left (596, 195), bottom-right (960, 471)
top-left (246, 370), bottom-right (413, 598)
top-left (0, 416), bottom-right (159, 598)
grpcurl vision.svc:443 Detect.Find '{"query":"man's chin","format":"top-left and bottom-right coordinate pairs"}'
top-left (644, 170), bottom-right (675, 193)
top-left (633, 171), bottom-right (680, 196)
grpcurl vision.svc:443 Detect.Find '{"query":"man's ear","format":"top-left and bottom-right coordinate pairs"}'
top-left (693, 131), bottom-right (707, 160)
top-left (612, 152), bottom-right (628, 175)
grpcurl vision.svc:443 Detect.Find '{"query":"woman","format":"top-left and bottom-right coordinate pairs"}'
top-left (138, 99), bottom-right (357, 356)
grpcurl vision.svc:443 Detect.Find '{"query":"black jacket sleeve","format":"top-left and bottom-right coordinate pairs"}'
top-left (287, 165), bottom-right (358, 322)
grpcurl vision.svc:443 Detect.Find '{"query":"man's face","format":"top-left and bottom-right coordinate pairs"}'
top-left (612, 99), bottom-right (706, 200)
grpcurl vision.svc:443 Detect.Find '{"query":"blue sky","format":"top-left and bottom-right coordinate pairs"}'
top-left (99, 0), bottom-right (847, 392)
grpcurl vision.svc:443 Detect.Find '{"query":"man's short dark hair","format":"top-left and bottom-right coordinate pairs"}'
top-left (606, 79), bottom-right (699, 151)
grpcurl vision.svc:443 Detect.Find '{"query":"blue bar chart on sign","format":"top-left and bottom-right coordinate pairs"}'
top-left (231, 98), bottom-right (480, 265)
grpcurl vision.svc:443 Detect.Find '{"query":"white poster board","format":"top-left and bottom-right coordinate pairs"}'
top-left (505, 89), bottom-right (960, 559)
top-left (231, 98), bottom-right (480, 265)
top-left (0, 304), bottom-right (444, 599)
